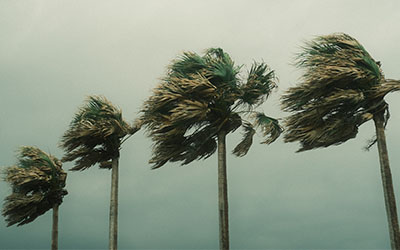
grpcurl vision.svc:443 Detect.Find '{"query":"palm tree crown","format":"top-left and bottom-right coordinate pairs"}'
top-left (282, 33), bottom-right (400, 151)
top-left (281, 33), bottom-right (400, 249)
top-left (60, 95), bottom-right (135, 170)
top-left (141, 48), bottom-right (282, 168)
top-left (2, 146), bottom-right (67, 226)
top-left (60, 95), bottom-right (138, 250)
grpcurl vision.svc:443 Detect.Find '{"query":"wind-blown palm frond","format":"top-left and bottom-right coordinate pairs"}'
top-left (232, 122), bottom-right (255, 157)
top-left (370, 80), bottom-right (400, 99)
top-left (253, 112), bottom-right (282, 144)
top-left (282, 33), bottom-right (400, 248)
top-left (282, 33), bottom-right (400, 151)
top-left (141, 48), bottom-right (281, 168)
top-left (239, 62), bottom-right (276, 108)
top-left (2, 146), bottom-right (67, 226)
top-left (60, 96), bottom-right (134, 170)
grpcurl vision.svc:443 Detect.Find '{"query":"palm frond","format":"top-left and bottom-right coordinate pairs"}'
top-left (130, 117), bottom-right (144, 135)
top-left (285, 111), bottom-right (373, 152)
top-left (169, 52), bottom-right (207, 79)
top-left (141, 48), bottom-right (279, 168)
top-left (282, 33), bottom-right (397, 151)
top-left (204, 48), bottom-right (241, 97)
top-left (253, 112), bottom-right (282, 144)
top-left (292, 33), bottom-right (382, 103)
top-left (232, 122), bottom-right (256, 157)
top-left (148, 122), bottom-right (220, 169)
top-left (297, 33), bottom-right (381, 80)
top-left (2, 146), bottom-right (67, 227)
top-left (3, 193), bottom-right (46, 226)
top-left (239, 62), bottom-right (277, 108)
top-left (60, 96), bottom-right (131, 170)
top-left (370, 79), bottom-right (400, 99)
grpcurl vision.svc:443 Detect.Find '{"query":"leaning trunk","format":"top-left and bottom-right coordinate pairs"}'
top-left (109, 157), bottom-right (119, 250)
top-left (51, 204), bottom-right (59, 250)
top-left (373, 111), bottom-right (400, 249)
top-left (217, 130), bottom-right (229, 250)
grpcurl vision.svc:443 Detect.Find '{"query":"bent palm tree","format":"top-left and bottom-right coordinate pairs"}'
top-left (141, 48), bottom-right (281, 250)
top-left (60, 96), bottom-right (139, 250)
top-left (2, 146), bottom-right (67, 250)
top-left (282, 33), bottom-right (400, 249)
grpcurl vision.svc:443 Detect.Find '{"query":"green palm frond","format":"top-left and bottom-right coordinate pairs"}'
top-left (297, 33), bottom-right (381, 80)
top-left (2, 146), bottom-right (67, 226)
top-left (232, 122), bottom-right (256, 157)
top-left (232, 112), bottom-right (282, 157)
top-left (141, 48), bottom-right (280, 168)
top-left (205, 48), bottom-right (241, 99)
top-left (253, 113), bottom-right (282, 144)
top-left (239, 62), bottom-right (277, 108)
top-left (60, 95), bottom-right (133, 171)
top-left (169, 52), bottom-right (207, 79)
top-left (294, 33), bottom-right (382, 96)
top-left (148, 121), bottom-right (221, 169)
top-left (282, 33), bottom-right (399, 151)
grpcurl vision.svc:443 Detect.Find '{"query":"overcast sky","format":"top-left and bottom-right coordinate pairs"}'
top-left (1, 1), bottom-right (400, 249)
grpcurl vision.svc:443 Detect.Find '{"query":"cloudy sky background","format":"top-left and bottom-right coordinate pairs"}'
top-left (1, 0), bottom-right (400, 249)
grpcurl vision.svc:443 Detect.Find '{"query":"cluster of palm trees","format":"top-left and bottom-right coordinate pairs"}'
top-left (2, 33), bottom-right (400, 250)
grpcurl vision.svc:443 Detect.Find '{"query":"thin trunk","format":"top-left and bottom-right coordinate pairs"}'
top-left (374, 111), bottom-right (400, 249)
top-left (51, 204), bottom-right (59, 250)
top-left (109, 157), bottom-right (119, 250)
top-left (217, 130), bottom-right (229, 250)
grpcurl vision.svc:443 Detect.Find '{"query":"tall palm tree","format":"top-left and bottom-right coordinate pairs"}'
top-left (141, 48), bottom-right (281, 250)
top-left (282, 33), bottom-right (400, 249)
top-left (2, 146), bottom-right (67, 250)
top-left (60, 95), bottom-right (139, 250)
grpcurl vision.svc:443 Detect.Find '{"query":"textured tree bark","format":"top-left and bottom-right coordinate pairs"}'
top-left (109, 157), bottom-right (119, 250)
top-left (374, 111), bottom-right (400, 249)
top-left (51, 204), bottom-right (59, 250)
top-left (217, 130), bottom-right (230, 250)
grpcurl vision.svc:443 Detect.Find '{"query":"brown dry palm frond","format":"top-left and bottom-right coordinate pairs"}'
top-left (60, 96), bottom-right (136, 171)
top-left (141, 48), bottom-right (282, 168)
top-left (282, 33), bottom-right (400, 151)
top-left (2, 146), bottom-right (67, 226)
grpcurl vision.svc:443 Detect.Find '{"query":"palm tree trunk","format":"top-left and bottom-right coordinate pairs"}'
top-left (109, 157), bottom-right (119, 250)
top-left (51, 204), bottom-right (59, 250)
top-left (373, 111), bottom-right (400, 249)
top-left (217, 130), bottom-right (229, 250)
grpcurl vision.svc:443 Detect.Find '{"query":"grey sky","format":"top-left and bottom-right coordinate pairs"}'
top-left (1, 0), bottom-right (400, 249)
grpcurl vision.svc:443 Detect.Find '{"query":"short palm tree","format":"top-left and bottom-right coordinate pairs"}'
top-left (282, 33), bottom-right (400, 249)
top-left (60, 95), bottom-right (138, 250)
top-left (141, 48), bottom-right (282, 250)
top-left (2, 146), bottom-right (67, 250)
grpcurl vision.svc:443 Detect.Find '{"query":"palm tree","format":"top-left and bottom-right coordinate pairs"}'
top-left (2, 146), bottom-right (67, 250)
top-left (60, 95), bottom-right (139, 250)
top-left (141, 48), bottom-right (281, 250)
top-left (281, 33), bottom-right (400, 249)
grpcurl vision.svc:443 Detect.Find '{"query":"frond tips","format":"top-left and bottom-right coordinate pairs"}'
top-left (141, 48), bottom-right (279, 168)
top-left (282, 33), bottom-right (399, 152)
top-left (232, 122), bottom-right (256, 157)
top-left (60, 95), bottom-right (131, 170)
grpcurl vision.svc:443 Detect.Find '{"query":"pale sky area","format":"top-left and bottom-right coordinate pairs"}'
top-left (1, 0), bottom-right (400, 249)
